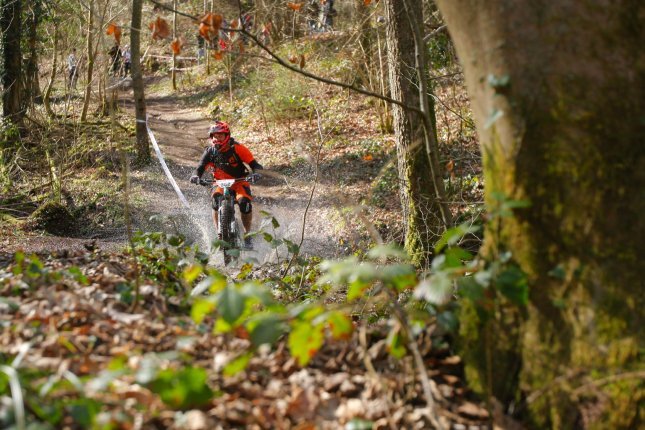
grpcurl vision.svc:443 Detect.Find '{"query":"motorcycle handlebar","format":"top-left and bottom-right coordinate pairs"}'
top-left (196, 173), bottom-right (261, 186)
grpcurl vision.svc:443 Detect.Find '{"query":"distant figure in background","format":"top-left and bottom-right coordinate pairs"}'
top-left (306, 0), bottom-right (320, 33)
top-left (319, 0), bottom-right (337, 32)
top-left (196, 34), bottom-right (206, 64)
top-left (108, 43), bottom-right (122, 76)
top-left (67, 48), bottom-right (78, 89)
top-left (122, 45), bottom-right (131, 77)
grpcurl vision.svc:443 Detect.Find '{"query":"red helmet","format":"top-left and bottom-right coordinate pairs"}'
top-left (209, 121), bottom-right (231, 151)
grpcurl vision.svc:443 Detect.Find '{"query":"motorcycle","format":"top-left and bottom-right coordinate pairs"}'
top-left (196, 174), bottom-right (261, 264)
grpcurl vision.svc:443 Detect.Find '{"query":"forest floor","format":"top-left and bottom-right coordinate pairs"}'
top-left (0, 59), bottom-right (493, 428)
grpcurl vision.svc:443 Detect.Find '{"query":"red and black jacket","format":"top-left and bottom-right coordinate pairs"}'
top-left (194, 138), bottom-right (262, 180)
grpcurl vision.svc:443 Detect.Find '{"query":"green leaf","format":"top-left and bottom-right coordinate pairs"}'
top-left (414, 274), bottom-right (451, 304)
top-left (223, 352), bottom-right (252, 376)
top-left (183, 264), bottom-right (203, 284)
top-left (66, 266), bottom-right (89, 285)
top-left (366, 244), bottom-right (408, 260)
top-left (148, 367), bottom-right (213, 409)
top-left (237, 263), bottom-right (253, 280)
top-left (497, 265), bottom-right (529, 306)
top-left (347, 278), bottom-right (371, 302)
top-left (191, 298), bottom-right (216, 324)
top-left (271, 217), bottom-right (280, 229)
top-left (345, 418), bottom-right (374, 430)
top-left (434, 223), bottom-right (480, 253)
top-left (262, 232), bottom-right (273, 243)
top-left (443, 247), bottom-right (473, 268)
top-left (167, 234), bottom-right (184, 247)
top-left (240, 282), bottom-right (274, 306)
top-left (326, 311), bottom-right (353, 340)
top-left (288, 321), bottom-right (325, 366)
top-left (249, 314), bottom-right (286, 346)
top-left (380, 264), bottom-right (417, 290)
top-left (437, 310), bottom-right (459, 333)
top-left (68, 398), bottom-right (101, 427)
top-left (217, 285), bottom-right (246, 324)
top-left (213, 317), bottom-right (233, 334)
top-left (457, 276), bottom-right (485, 302)
top-left (385, 328), bottom-right (406, 359)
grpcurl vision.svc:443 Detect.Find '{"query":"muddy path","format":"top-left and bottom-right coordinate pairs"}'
top-left (122, 92), bottom-right (345, 266)
top-left (1, 83), bottom-right (349, 263)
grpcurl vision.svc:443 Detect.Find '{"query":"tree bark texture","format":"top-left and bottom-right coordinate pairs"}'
top-left (43, 22), bottom-right (59, 118)
top-left (384, 0), bottom-right (445, 267)
top-left (25, 0), bottom-right (42, 108)
top-left (131, 0), bottom-right (150, 164)
top-left (81, 2), bottom-right (95, 122)
top-left (1, 0), bottom-right (23, 124)
top-left (435, 1), bottom-right (644, 428)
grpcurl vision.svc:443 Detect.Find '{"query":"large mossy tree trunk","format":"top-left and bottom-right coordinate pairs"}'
top-left (131, 0), bottom-right (150, 164)
top-left (1, 0), bottom-right (23, 125)
top-left (384, 0), bottom-right (446, 267)
top-left (435, 0), bottom-right (644, 428)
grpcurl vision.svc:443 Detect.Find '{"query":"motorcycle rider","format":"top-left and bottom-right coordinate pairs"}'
top-left (190, 121), bottom-right (263, 249)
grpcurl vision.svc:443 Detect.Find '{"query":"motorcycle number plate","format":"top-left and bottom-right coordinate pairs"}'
top-left (216, 179), bottom-right (235, 187)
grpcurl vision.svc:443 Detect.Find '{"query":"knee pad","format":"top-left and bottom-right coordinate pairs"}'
top-left (212, 194), bottom-right (223, 210)
top-left (238, 197), bottom-right (252, 214)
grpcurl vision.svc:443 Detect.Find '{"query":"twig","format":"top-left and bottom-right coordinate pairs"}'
top-left (388, 289), bottom-right (445, 430)
top-left (359, 325), bottom-right (398, 430)
top-left (283, 103), bottom-right (326, 275)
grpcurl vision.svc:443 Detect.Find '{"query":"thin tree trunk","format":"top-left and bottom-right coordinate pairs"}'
top-left (131, 0), bottom-right (150, 164)
top-left (435, 1), bottom-right (644, 427)
top-left (172, 0), bottom-right (177, 90)
top-left (81, 2), bottom-right (95, 121)
top-left (44, 23), bottom-right (60, 118)
top-left (25, 1), bottom-right (43, 109)
top-left (1, 0), bottom-right (23, 125)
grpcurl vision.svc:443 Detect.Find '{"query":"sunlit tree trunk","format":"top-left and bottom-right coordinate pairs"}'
top-left (384, 0), bottom-right (447, 266)
top-left (436, 1), bottom-right (644, 427)
top-left (43, 22), bottom-right (59, 118)
top-left (131, 0), bottom-right (150, 164)
top-left (81, 1), bottom-right (95, 121)
top-left (25, 0), bottom-right (43, 109)
top-left (1, 0), bottom-right (23, 124)
top-left (172, 0), bottom-right (177, 90)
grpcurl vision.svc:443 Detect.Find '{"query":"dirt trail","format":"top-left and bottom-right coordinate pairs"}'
top-left (1, 84), bottom-right (344, 263)
top-left (127, 92), bottom-right (344, 266)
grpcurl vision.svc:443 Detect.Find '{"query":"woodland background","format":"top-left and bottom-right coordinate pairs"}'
top-left (0, 0), bottom-right (642, 429)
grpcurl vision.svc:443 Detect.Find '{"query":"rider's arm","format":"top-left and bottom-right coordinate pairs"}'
top-left (234, 144), bottom-right (262, 171)
top-left (249, 160), bottom-right (263, 171)
top-left (194, 147), bottom-right (212, 177)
